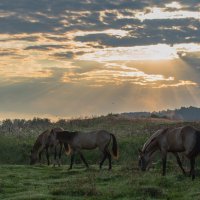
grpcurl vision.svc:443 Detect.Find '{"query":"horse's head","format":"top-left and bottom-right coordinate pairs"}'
top-left (30, 149), bottom-right (37, 165)
top-left (138, 148), bottom-right (150, 171)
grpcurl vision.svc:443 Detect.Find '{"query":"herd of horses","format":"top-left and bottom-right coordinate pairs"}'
top-left (30, 125), bottom-right (200, 180)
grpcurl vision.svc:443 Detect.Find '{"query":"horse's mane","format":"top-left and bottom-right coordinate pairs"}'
top-left (32, 129), bottom-right (50, 152)
top-left (142, 128), bottom-right (168, 152)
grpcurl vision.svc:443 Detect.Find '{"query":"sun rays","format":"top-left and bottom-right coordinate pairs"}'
top-left (0, 0), bottom-right (200, 119)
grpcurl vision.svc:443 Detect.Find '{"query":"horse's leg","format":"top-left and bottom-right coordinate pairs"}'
top-left (107, 150), bottom-right (112, 170)
top-left (189, 157), bottom-right (195, 180)
top-left (99, 151), bottom-right (107, 169)
top-left (45, 147), bottom-right (50, 166)
top-left (161, 152), bottom-right (167, 176)
top-left (39, 150), bottom-right (42, 165)
top-left (173, 153), bottom-right (186, 175)
top-left (58, 143), bottom-right (63, 167)
top-left (53, 146), bottom-right (57, 167)
top-left (68, 154), bottom-right (75, 170)
top-left (79, 152), bottom-right (89, 169)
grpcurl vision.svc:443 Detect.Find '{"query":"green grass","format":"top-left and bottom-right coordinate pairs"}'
top-left (1, 164), bottom-right (200, 200)
top-left (1, 117), bottom-right (200, 199)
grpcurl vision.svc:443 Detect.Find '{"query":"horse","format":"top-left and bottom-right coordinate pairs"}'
top-left (49, 129), bottom-right (119, 170)
top-left (30, 127), bottom-right (64, 166)
top-left (138, 125), bottom-right (200, 180)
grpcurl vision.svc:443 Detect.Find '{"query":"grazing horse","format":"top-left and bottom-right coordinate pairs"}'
top-left (30, 127), bottom-right (63, 165)
top-left (49, 129), bottom-right (119, 170)
top-left (138, 126), bottom-right (200, 180)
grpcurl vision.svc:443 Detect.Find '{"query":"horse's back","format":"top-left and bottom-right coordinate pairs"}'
top-left (164, 126), bottom-right (197, 153)
top-left (72, 130), bottom-right (111, 150)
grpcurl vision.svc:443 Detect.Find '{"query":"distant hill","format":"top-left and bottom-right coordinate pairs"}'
top-left (121, 106), bottom-right (200, 121)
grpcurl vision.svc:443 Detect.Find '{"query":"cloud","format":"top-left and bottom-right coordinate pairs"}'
top-left (0, 0), bottom-right (200, 119)
top-left (24, 44), bottom-right (66, 51)
top-left (77, 44), bottom-right (199, 61)
top-left (154, 80), bottom-right (198, 88)
top-left (61, 61), bottom-right (198, 90)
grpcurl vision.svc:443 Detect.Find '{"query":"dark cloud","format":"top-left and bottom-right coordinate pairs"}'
top-left (0, 0), bottom-right (148, 13)
top-left (52, 51), bottom-right (89, 60)
top-left (24, 44), bottom-right (66, 50)
top-left (0, 16), bottom-right (58, 34)
top-left (0, 35), bottom-right (39, 42)
top-left (0, 0), bottom-right (199, 49)
top-left (53, 52), bottom-right (75, 59)
top-left (0, 49), bottom-right (17, 56)
top-left (74, 17), bottom-right (200, 47)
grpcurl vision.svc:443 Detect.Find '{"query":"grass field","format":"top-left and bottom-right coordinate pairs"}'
top-left (1, 116), bottom-right (200, 199)
top-left (1, 164), bottom-right (200, 200)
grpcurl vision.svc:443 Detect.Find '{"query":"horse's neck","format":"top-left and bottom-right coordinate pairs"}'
top-left (33, 133), bottom-right (46, 153)
top-left (143, 129), bottom-right (168, 156)
top-left (32, 141), bottom-right (42, 154)
top-left (143, 138), bottom-right (159, 157)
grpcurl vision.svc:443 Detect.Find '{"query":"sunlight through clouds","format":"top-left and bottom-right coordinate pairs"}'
top-left (0, 0), bottom-right (200, 118)
top-left (62, 62), bottom-right (195, 89)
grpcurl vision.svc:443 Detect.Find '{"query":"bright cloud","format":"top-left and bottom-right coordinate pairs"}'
top-left (155, 80), bottom-right (198, 88)
top-left (78, 43), bottom-right (200, 62)
top-left (135, 7), bottom-right (200, 21)
top-left (62, 62), bottom-right (196, 89)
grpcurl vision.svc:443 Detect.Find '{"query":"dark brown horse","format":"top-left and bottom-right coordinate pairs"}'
top-left (49, 129), bottom-right (119, 170)
top-left (30, 127), bottom-right (63, 165)
top-left (138, 126), bottom-right (200, 180)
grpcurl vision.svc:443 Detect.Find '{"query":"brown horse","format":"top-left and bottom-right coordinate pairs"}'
top-left (138, 126), bottom-right (200, 180)
top-left (30, 127), bottom-right (63, 165)
top-left (49, 129), bottom-right (119, 170)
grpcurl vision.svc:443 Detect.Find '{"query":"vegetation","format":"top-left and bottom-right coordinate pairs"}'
top-left (122, 106), bottom-right (200, 121)
top-left (1, 115), bottom-right (200, 199)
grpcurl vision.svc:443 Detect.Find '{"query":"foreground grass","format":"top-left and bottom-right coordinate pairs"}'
top-left (0, 164), bottom-right (200, 200)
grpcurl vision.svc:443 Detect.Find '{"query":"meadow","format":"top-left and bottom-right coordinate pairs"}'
top-left (1, 115), bottom-right (200, 200)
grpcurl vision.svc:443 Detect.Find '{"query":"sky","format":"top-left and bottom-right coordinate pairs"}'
top-left (0, 0), bottom-right (200, 120)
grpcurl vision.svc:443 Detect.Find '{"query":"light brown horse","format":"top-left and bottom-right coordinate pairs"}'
top-left (30, 127), bottom-right (63, 165)
top-left (138, 126), bottom-right (200, 180)
top-left (49, 129), bottom-right (119, 170)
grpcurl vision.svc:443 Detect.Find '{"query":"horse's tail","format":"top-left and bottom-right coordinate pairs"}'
top-left (188, 130), bottom-right (200, 157)
top-left (63, 143), bottom-right (72, 156)
top-left (110, 133), bottom-right (119, 160)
